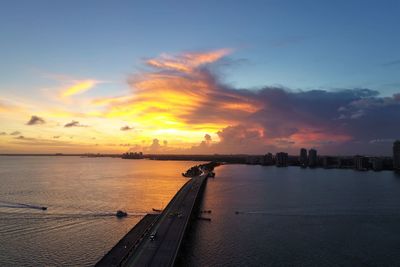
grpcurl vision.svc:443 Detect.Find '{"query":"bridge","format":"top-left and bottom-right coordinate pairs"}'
top-left (96, 165), bottom-right (212, 267)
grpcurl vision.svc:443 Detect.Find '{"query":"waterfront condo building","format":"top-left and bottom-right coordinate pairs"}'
top-left (308, 149), bottom-right (318, 167)
top-left (354, 155), bottom-right (369, 171)
top-left (299, 148), bottom-right (308, 167)
top-left (275, 152), bottom-right (288, 167)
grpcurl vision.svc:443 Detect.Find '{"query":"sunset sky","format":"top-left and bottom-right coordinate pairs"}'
top-left (1, 0), bottom-right (399, 155)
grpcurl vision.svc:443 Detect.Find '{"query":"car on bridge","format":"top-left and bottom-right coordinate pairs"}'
top-left (149, 230), bottom-right (157, 241)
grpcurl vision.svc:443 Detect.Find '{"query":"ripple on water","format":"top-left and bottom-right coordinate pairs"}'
top-left (0, 157), bottom-right (195, 266)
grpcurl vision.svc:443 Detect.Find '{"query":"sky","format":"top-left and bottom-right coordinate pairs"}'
top-left (0, 0), bottom-right (399, 155)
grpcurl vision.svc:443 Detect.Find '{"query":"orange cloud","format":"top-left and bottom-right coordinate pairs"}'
top-left (92, 49), bottom-right (262, 144)
top-left (290, 130), bottom-right (352, 145)
top-left (146, 48), bottom-right (232, 72)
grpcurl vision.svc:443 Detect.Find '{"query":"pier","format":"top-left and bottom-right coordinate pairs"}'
top-left (96, 164), bottom-right (214, 267)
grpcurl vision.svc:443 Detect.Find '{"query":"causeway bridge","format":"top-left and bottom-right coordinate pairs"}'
top-left (96, 166), bottom-right (211, 267)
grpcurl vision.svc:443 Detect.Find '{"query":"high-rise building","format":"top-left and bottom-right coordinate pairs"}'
top-left (275, 152), bottom-right (288, 167)
top-left (393, 140), bottom-right (400, 170)
top-left (308, 149), bottom-right (317, 167)
top-left (299, 148), bottom-right (308, 167)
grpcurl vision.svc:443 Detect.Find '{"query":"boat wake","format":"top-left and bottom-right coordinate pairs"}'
top-left (0, 200), bottom-right (47, 210)
top-left (0, 211), bottom-right (148, 221)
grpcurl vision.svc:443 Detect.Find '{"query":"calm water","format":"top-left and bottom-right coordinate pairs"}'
top-left (1, 158), bottom-right (400, 266)
top-left (184, 165), bottom-right (400, 266)
top-left (0, 156), bottom-right (197, 266)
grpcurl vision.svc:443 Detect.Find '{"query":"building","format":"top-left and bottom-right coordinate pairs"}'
top-left (275, 152), bottom-right (288, 167)
top-left (393, 140), bottom-right (400, 170)
top-left (122, 152), bottom-right (144, 159)
top-left (308, 149), bottom-right (317, 167)
top-left (246, 156), bottom-right (263, 165)
top-left (299, 148), bottom-right (308, 167)
top-left (382, 157), bottom-right (394, 170)
top-left (354, 155), bottom-right (369, 171)
top-left (371, 157), bottom-right (383, 171)
top-left (337, 157), bottom-right (354, 168)
top-left (322, 156), bottom-right (337, 168)
top-left (264, 153), bottom-right (274, 165)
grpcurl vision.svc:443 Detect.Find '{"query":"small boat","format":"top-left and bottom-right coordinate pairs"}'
top-left (116, 210), bottom-right (128, 218)
top-left (41, 207), bottom-right (47, 211)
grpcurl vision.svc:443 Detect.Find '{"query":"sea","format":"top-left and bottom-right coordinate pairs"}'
top-left (1, 156), bottom-right (400, 266)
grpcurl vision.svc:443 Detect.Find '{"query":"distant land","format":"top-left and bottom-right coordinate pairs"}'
top-left (2, 147), bottom-right (400, 172)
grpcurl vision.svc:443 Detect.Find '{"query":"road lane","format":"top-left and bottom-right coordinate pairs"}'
top-left (124, 173), bottom-right (207, 267)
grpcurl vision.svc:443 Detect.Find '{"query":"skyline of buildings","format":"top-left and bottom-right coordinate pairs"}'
top-left (242, 140), bottom-right (400, 172)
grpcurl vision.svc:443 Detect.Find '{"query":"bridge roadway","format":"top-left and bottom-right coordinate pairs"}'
top-left (124, 172), bottom-right (208, 267)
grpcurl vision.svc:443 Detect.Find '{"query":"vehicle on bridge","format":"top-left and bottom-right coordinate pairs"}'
top-left (149, 230), bottom-right (157, 241)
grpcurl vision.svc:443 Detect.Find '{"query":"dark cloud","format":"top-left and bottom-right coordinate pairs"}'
top-left (10, 131), bottom-right (21, 136)
top-left (53, 136), bottom-right (60, 139)
top-left (64, 120), bottom-right (87, 128)
top-left (186, 87), bottom-right (400, 155)
top-left (0, 132), bottom-right (6, 136)
top-left (26, 115), bottom-right (45, 125)
top-left (120, 125), bottom-right (134, 131)
top-left (204, 134), bottom-right (212, 142)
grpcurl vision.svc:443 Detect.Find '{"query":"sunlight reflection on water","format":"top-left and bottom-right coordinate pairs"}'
top-left (0, 156), bottom-right (200, 266)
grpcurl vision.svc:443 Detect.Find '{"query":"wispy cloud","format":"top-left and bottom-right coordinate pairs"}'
top-left (26, 115), bottom-right (45, 125)
top-left (369, 138), bottom-right (395, 144)
top-left (146, 48), bottom-right (232, 72)
top-left (0, 99), bottom-right (23, 113)
top-left (61, 80), bottom-right (101, 98)
top-left (10, 131), bottom-right (21, 136)
top-left (12, 136), bottom-right (73, 147)
top-left (382, 59), bottom-right (400, 67)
